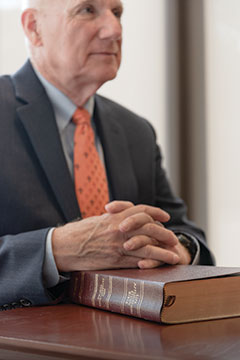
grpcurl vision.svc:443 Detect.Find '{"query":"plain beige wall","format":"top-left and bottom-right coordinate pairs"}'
top-left (205, 0), bottom-right (240, 266)
top-left (0, 7), bottom-right (26, 73)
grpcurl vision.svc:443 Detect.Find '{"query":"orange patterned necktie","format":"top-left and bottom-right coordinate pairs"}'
top-left (72, 108), bottom-right (109, 218)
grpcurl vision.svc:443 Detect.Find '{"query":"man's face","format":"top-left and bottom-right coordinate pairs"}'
top-left (35, 0), bottom-right (123, 95)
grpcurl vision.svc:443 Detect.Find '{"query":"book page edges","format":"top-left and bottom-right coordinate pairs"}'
top-left (161, 275), bottom-right (240, 324)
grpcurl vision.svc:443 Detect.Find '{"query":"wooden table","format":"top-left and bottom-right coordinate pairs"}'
top-left (0, 304), bottom-right (240, 360)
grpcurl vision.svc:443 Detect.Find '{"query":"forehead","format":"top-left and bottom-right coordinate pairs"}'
top-left (36, 0), bottom-right (123, 18)
top-left (65, 0), bottom-right (123, 9)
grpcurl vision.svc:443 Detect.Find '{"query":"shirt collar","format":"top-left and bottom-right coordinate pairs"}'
top-left (34, 68), bottom-right (95, 132)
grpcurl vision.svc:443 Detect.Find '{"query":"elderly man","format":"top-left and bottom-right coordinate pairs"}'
top-left (0, 0), bottom-right (214, 310)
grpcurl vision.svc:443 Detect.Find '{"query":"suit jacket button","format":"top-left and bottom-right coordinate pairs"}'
top-left (11, 302), bottom-right (19, 309)
top-left (2, 304), bottom-right (11, 310)
top-left (20, 299), bottom-right (32, 307)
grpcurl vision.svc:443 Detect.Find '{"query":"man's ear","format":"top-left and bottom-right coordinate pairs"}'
top-left (21, 9), bottom-right (43, 47)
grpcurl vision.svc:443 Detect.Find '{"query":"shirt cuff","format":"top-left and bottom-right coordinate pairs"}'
top-left (42, 228), bottom-right (60, 288)
top-left (188, 235), bottom-right (200, 265)
top-left (43, 228), bottom-right (70, 288)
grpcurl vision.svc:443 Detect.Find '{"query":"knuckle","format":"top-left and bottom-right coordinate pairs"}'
top-left (111, 244), bottom-right (124, 259)
top-left (155, 221), bottom-right (164, 227)
top-left (144, 213), bottom-right (154, 223)
top-left (130, 236), bottom-right (139, 245)
top-left (119, 200), bottom-right (133, 208)
top-left (136, 204), bottom-right (148, 213)
top-left (166, 230), bottom-right (176, 242)
top-left (144, 244), bottom-right (153, 257)
top-left (107, 222), bottom-right (118, 234)
top-left (127, 216), bottom-right (136, 228)
top-left (125, 201), bottom-right (134, 207)
top-left (166, 251), bottom-right (176, 264)
top-left (144, 222), bottom-right (155, 233)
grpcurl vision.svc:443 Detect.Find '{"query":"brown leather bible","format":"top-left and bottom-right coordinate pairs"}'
top-left (69, 265), bottom-right (240, 324)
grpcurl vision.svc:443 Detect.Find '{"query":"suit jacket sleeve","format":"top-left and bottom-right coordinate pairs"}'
top-left (0, 229), bottom-right (56, 308)
top-left (0, 68), bottom-right (73, 308)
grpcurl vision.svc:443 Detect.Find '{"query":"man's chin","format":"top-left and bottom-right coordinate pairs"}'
top-left (95, 69), bottom-right (119, 84)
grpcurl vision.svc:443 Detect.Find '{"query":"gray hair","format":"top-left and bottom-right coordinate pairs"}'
top-left (21, 0), bottom-right (45, 10)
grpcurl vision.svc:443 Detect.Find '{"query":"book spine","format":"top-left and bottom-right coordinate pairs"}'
top-left (70, 272), bottom-right (164, 322)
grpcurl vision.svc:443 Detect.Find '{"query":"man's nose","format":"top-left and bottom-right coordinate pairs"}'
top-left (98, 11), bottom-right (122, 41)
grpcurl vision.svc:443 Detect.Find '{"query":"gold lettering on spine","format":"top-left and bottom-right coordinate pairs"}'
top-left (77, 272), bottom-right (85, 302)
top-left (137, 281), bottom-right (145, 317)
top-left (106, 276), bottom-right (113, 310)
top-left (125, 282), bottom-right (140, 315)
top-left (97, 278), bottom-right (106, 307)
top-left (121, 278), bottom-right (129, 313)
top-left (92, 274), bottom-right (99, 307)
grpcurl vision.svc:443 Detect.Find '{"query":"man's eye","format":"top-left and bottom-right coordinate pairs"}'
top-left (71, 4), bottom-right (95, 17)
top-left (113, 7), bottom-right (123, 19)
top-left (83, 6), bottom-right (95, 14)
top-left (75, 4), bottom-right (95, 16)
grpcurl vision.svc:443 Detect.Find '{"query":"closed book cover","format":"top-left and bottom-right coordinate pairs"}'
top-left (69, 265), bottom-right (240, 324)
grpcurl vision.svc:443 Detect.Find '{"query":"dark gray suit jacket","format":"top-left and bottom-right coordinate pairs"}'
top-left (0, 61), bottom-right (214, 309)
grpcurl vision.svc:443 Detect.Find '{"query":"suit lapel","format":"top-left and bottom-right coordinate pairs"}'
top-left (12, 61), bottom-right (80, 222)
top-left (95, 96), bottom-right (139, 204)
top-left (12, 61), bottom-right (138, 219)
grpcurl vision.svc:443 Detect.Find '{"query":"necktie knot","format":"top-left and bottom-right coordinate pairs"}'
top-left (73, 108), bottom-right (91, 126)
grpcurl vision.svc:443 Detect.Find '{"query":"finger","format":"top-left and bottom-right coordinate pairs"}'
top-left (123, 235), bottom-right (158, 251)
top-left (119, 212), bottom-right (154, 233)
top-left (126, 224), bottom-right (178, 247)
top-left (137, 259), bottom-right (164, 269)
top-left (113, 254), bottom-right (145, 269)
top-left (172, 242), bottom-right (192, 265)
top-left (120, 204), bottom-right (170, 224)
top-left (155, 221), bottom-right (164, 228)
top-left (105, 201), bottom-right (134, 214)
top-left (135, 204), bottom-right (170, 223)
top-left (125, 245), bottom-right (180, 265)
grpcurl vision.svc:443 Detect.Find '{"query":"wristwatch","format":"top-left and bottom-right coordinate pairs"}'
top-left (177, 234), bottom-right (197, 263)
